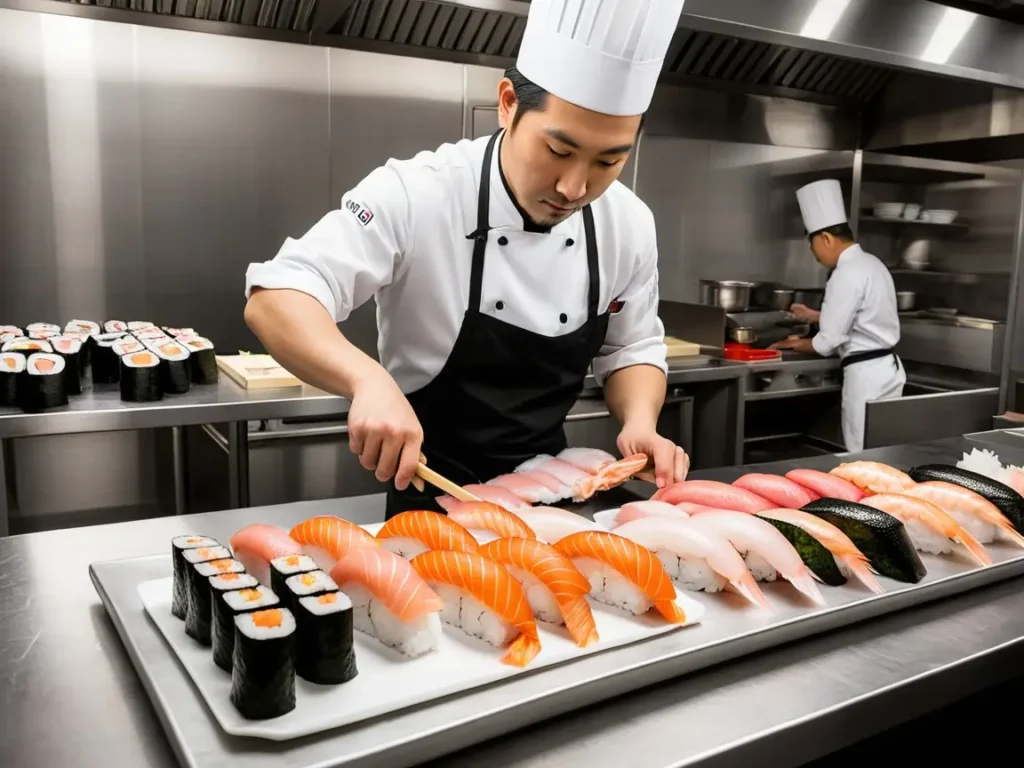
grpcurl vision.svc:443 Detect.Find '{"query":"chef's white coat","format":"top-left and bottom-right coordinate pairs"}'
top-left (245, 132), bottom-right (668, 393)
top-left (810, 243), bottom-right (905, 452)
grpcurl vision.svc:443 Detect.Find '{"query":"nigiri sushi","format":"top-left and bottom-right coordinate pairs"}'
top-left (652, 480), bottom-right (774, 514)
top-left (905, 481), bottom-right (1024, 548)
top-left (612, 517), bottom-right (769, 608)
top-left (557, 447), bottom-right (617, 475)
top-left (786, 468), bottom-right (865, 503)
top-left (488, 471), bottom-right (567, 505)
top-left (553, 530), bottom-right (688, 622)
top-left (288, 515), bottom-right (379, 571)
top-left (594, 454), bottom-right (650, 492)
top-left (687, 511), bottom-right (826, 605)
top-left (733, 474), bottom-right (817, 509)
top-left (859, 493), bottom-right (991, 566)
top-left (375, 510), bottom-right (480, 557)
top-left (478, 537), bottom-right (599, 647)
top-left (516, 455), bottom-right (597, 501)
top-left (510, 506), bottom-right (600, 544)
top-left (329, 547), bottom-right (443, 658)
top-left (756, 508), bottom-right (883, 593)
top-left (446, 502), bottom-right (537, 541)
top-left (909, 464), bottom-right (1024, 534)
top-left (410, 549), bottom-right (542, 667)
top-left (829, 461), bottom-right (915, 495)
top-left (230, 523), bottom-right (302, 587)
top-left (437, 485), bottom-right (531, 514)
top-left (610, 500), bottom-right (690, 526)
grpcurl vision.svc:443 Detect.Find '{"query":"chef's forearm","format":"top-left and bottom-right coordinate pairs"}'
top-left (244, 288), bottom-right (385, 399)
top-left (603, 364), bottom-right (667, 430)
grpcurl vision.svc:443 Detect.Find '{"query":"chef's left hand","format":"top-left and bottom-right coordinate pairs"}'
top-left (617, 425), bottom-right (689, 489)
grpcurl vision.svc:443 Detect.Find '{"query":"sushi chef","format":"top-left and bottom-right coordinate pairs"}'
top-left (244, 0), bottom-right (690, 517)
top-left (771, 179), bottom-right (905, 452)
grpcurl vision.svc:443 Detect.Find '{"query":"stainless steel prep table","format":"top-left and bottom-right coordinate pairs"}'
top-left (8, 435), bottom-right (1024, 768)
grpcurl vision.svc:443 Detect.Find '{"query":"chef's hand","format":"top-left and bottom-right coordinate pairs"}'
top-left (788, 303), bottom-right (820, 324)
top-left (770, 336), bottom-right (816, 354)
top-left (347, 370), bottom-right (423, 491)
top-left (617, 426), bottom-right (689, 489)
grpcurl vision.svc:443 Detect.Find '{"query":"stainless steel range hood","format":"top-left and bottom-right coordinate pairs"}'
top-left (4, 0), bottom-right (1023, 107)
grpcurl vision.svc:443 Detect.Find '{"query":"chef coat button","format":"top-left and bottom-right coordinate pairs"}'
top-left (497, 236), bottom-right (508, 246)
top-left (559, 313), bottom-right (568, 324)
top-left (566, 238), bottom-right (575, 247)
top-left (496, 301), bottom-right (505, 310)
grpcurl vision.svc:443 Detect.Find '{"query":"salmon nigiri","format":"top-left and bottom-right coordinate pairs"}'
top-left (785, 469), bottom-right (865, 503)
top-left (553, 530), bottom-right (688, 623)
top-left (860, 493), bottom-right (991, 566)
top-left (446, 501), bottom-right (537, 541)
top-left (230, 523), bottom-right (302, 587)
top-left (906, 481), bottom-right (1024, 548)
top-left (652, 480), bottom-right (774, 513)
top-left (330, 547), bottom-right (443, 658)
top-left (410, 549), bottom-right (542, 667)
top-left (478, 537), bottom-right (599, 647)
top-left (289, 515), bottom-right (379, 571)
top-left (829, 461), bottom-right (915, 495)
top-left (376, 510), bottom-right (480, 557)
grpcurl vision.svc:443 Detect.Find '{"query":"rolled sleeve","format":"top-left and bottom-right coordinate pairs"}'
top-left (591, 238), bottom-right (668, 387)
top-left (245, 164), bottom-right (412, 323)
top-left (811, 273), bottom-right (862, 357)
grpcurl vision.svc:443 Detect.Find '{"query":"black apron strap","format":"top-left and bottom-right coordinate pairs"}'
top-left (841, 348), bottom-right (895, 369)
top-left (582, 204), bottom-right (599, 320)
top-left (467, 130), bottom-right (501, 314)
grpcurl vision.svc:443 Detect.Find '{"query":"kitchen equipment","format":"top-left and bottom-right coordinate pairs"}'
top-left (792, 288), bottom-right (825, 311)
top-left (728, 326), bottom-right (757, 344)
top-left (664, 337), bottom-right (702, 358)
top-left (727, 311), bottom-right (809, 349)
top-left (902, 203), bottom-right (921, 220)
top-left (699, 280), bottom-right (754, 312)
top-left (216, 355), bottom-right (302, 389)
top-left (896, 291), bottom-right (916, 311)
top-left (921, 209), bottom-right (958, 224)
top-left (770, 289), bottom-right (794, 311)
top-left (874, 202), bottom-right (905, 219)
top-left (901, 238), bottom-right (930, 271)
top-left (724, 343), bottom-right (781, 362)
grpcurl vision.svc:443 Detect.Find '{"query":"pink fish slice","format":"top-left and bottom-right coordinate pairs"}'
top-left (516, 455), bottom-right (596, 501)
top-left (488, 473), bottom-right (564, 505)
top-left (437, 484), bottom-right (531, 513)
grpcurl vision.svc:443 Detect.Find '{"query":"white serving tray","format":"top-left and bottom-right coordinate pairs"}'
top-left (139, 547), bottom-right (705, 741)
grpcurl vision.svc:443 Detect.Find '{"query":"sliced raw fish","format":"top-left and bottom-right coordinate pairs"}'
top-left (446, 501), bottom-right (537, 540)
top-left (437, 485), bottom-right (531, 513)
top-left (557, 447), bottom-right (618, 475)
top-left (829, 461), bottom-right (915, 495)
top-left (612, 500), bottom-right (690, 526)
top-left (860, 493), bottom-right (990, 566)
top-left (733, 474), bottom-right (818, 508)
top-left (652, 480), bottom-right (774, 514)
top-left (515, 455), bottom-right (597, 501)
top-left (785, 469), bottom-right (864, 503)
top-left (487, 473), bottom-right (564, 505)
top-left (594, 454), bottom-right (649, 491)
top-left (376, 510), bottom-right (480, 558)
top-left (510, 506), bottom-right (600, 544)
top-left (906, 481), bottom-right (1024, 548)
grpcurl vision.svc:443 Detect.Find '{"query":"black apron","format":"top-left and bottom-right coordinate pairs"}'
top-left (384, 131), bottom-right (610, 519)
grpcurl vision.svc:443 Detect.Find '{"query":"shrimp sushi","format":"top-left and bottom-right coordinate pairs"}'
top-left (687, 511), bottom-right (826, 605)
top-left (786, 469), bottom-right (865, 503)
top-left (510, 506), bottom-right (601, 544)
top-left (410, 549), bottom-right (542, 666)
top-left (553, 530), bottom-right (688, 622)
top-left (330, 547), bottom-right (443, 658)
top-left (288, 515), bottom-right (380, 571)
top-left (556, 447), bottom-right (617, 474)
top-left (909, 464), bottom-right (1024, 535)
top-left (733, 474), bottom-right (818, 508)
top-left (478, 537), bottom-right (599, 647)
top-left (446, 501), bottom-right (537, 541)
top-left (594, 454), bottom-right (651, 492)
top-left (612, 517), bottom-right (769, 608)
top-left (756, 509), bottom-right (883, 593)
top-left (859, 493), bottom-right (990, 566)
top-left (437, 484), bottom-right (531, 514)
top-left (652, 480), bottom-right (774, 514)
top-left (905, 481), bottom-right (1024, 549)
top-left (516, 455), bottom-right (597, 501)
top-left (230, 523), bottom-right (303, 587)
top-left (829, 461), bottom-right (915, 495)
top-left (375, 510), bottom-right (480, 557)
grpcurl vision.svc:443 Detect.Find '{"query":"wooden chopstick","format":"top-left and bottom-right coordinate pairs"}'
top-left (414, 462), bottom-right (481, 502)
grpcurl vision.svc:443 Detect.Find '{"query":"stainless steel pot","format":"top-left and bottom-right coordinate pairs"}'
top-left (699, 280), bottom-right (754, 312)
top-left (770, 289), bottom-right (795, 311)
top-left (728, 326), bottom-right (757, 344)
top-left (792, 288), bottom-right (825, 311)
top-left (896, 291), bottom-right (916, 311)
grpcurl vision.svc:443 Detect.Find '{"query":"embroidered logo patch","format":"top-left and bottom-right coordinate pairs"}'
top-left (344, 198), bottom-right (374, 226)
top-left (609, 299), bottom-right (626, 314)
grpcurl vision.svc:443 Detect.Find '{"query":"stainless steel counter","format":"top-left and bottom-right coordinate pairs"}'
top-left (6, 434), bottom-right (1024, 768)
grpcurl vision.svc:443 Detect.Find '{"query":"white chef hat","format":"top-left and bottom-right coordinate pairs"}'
top-left (796, 179), bottom-right (849, 235)
top-left (516, 0), bottom-right (687, 117)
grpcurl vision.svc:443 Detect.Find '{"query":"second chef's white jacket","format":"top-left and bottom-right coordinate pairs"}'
top-left (245, 132), bottom-right (668, 393)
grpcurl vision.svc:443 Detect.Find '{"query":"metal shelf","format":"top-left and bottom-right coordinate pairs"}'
top-left (860, 216), bottom-right (969, 233)
top-left (745, 385), bottom-right (842, 401)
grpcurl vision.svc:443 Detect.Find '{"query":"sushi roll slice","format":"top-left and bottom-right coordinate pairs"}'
top-left (0, 352), bottom-right (25, 407)
top-left (135, 326), bottom-right (166, 340)
top-left (26, 322), bottom-right (60, 334)
top-left (28, 330), bottom-right (59, 340)
top-left (0, 333), bottom-right (20, 345)
top-left (212, 583), bottom-right (277, 672)
top-left (186, 557), bottom-right (245, 645)
top-left (128, 321), bottom-right (155, 331)
top-left (283, 569), bottom-right (337, 615)
top-left (50, 337), bottom-right (83, 395)
top-left (65, 320), bottom-right (100, 336)
top-left (120, 351), bottom-right (162, 402)
top-left (155, 342), bottom-right (191, 395)
top-left (295, 592), bottom-right (358, 686)
top-left (268, 553), bottom-right (318, 597)
top-left (0, 325), bottom-right (23, 336)
top-left (112, 338), bottom-right (145, 356)
top-left (3, 339), bottom-right (53, 355)
top-left (171, 535), bottom-right (220, 619)
top-left (104, 321), bottom-right (128, 334)
top-left (184, 337), bottom-right (218, 384)
top-left (20, 353), bottom-right (68, 412)
top-left (92, 333), bottom-right (125, 383)
top-left (231, 608), bottom-right (297, 720)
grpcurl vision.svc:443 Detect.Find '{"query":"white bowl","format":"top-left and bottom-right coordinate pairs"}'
top-left (923, 209), bottom-right (958, 224)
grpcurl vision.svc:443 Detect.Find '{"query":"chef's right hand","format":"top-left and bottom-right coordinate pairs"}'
top-left (347, 370), bottom-right (423, 491)
top-left (788, 303), bottom-right (820, 324)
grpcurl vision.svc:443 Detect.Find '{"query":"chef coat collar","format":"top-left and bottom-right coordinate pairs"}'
top-left (490, 130), bottom-right (576, 236)
top-left (834, 242), bottom-right (862, 268)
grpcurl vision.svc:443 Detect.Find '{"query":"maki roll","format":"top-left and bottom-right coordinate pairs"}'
top-left (104, 321), bottom-right (128, 334)
top-left (26, 322), bottom-right (60, 334)
top-left (181, 545), bottom-right (231, 630)
top-left (0, 352), bottom-right (25, 407)
top-left (128, 321), bottom-right (155, 331)
top-left (213, 584), bottom-right (278, 672)
top-left (185, 337), bottom-right (218, 384)
top-left (0, 325), bottom-right (22, 336)
top-left (231, 608), bottom-right (297, 720)
top-left (268, 554), bottom-right (318, 597)
top-left (186, 557), bottom-right (245, 645)
top-left (284, 569), bottom-right (337, 614)
top-left (165, 327), bottom-right (196, 338)
top-left (171, 535), bottom-right (220, 619)
top-left (295, 591), bottom-right (358, 685)
top-left (112, 338), bottom-right (145, 356)
top-left (120, 351), bottom-right (162, 402)
top-left (65, 320), bottom-right (101, 336)
top-left (0, 333), bottom-right (20, 345)
top-left (28, 330), bottom-right (59, 340)
top-left (19, 353), bottom-right (68, 412)
top-left (136, 327), bottom-right (166, 340)
top-left (92, 333), bottom-right (125, 383)
top-left (3, 339), bottom-right (52, 355)
top-left (156, 342), bottom-right (191, 395)
top-left (50, 337), bottom-right (83, 395)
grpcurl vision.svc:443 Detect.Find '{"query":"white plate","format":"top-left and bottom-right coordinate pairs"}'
top-left (140, 561), bottom-right (705, 740)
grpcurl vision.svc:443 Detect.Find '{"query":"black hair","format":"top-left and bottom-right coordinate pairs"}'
top-left (503, 66), bottom-right (646, 131)
top-left (809, 223), bottom-right (855, 242)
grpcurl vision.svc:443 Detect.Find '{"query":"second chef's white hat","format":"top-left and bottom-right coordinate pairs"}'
top-left (796, 179), bottom-right (849, 235)
top-left (516, 0), bottom-right (687, 117)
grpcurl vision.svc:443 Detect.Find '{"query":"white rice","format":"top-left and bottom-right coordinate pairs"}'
top-left (195, 558), bottom-right (245, 578)
top-left (432, 583), bottom-right (519, 647)
top-left (948, 508), bottom-right (997, 544)
top-left (571, 556), bottom-right (653, 615)
top-left (172, 535), bottom-right (219, 550)
top-left (113, 339), bottom-right (145, 356)
top-left (0, 353), bottom-right (26, 373)
top-left (223, 585), bottom-right (279, 611)
top-left (235, 608), bottom-right (296, 640)
top-left (26, 323), bottom-right (60, 333)
top-left (51, 337), bottom-right (82, 355)
top-left (27, 353), bottom-right (64, 375)
top-left (270, 554), bottom-right (317, 577)
top-left (285, 570), bottom-right (338, 596)
top-left (65, 320), bottom-right (100, 335)
top-left (209, 573), bottom-right (259, 592)
top-left (901, 517), bottom-right (954, 555)
top-left (504, 565), bottom-right (562, 624)
top-left (299, 591), bottom-right (352, 617)
top-left (742, 551), bottom-right (778, 582)
top-left (342, 582), bottom-right (441, 657)
top-left (4, 340), bottom-right (52, 354)
top-left (653, 550), bottom-right (727, 593)
top-left (104, 321), bottom-right (128, 333)
top-left (128, 321), bottom-right (155, 331)
top-left (183, 545), bottom-right (231, 565)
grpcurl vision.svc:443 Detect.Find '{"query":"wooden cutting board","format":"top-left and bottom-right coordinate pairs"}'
top-left (664, 336), bottom-right (701, 358)
top-left (216, 355), bottom-right (303, 389)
